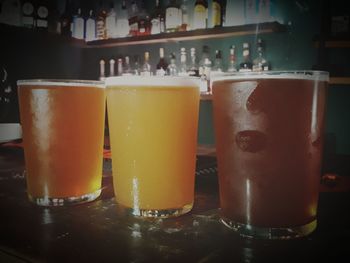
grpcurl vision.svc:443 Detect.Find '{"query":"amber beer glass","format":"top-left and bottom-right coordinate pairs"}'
top-left (17, 80), bottom-right (106, 206)
top-left (106, 76), bottom-right (200, 217)
top-left (211, 71), bottom-right (329, 239)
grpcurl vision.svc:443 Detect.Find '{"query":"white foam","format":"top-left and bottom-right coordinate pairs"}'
top-left (105, 76), bottom-right (201, 88)
top-left (17, 79), bottom-right (105, 89)
top-left (211, 71), bottom-right (329, 83)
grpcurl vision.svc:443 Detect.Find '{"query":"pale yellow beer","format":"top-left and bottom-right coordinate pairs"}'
top-left (17, 80), bottom-right (106, 206)
top-left (106, 76), bottom-right (200, 217)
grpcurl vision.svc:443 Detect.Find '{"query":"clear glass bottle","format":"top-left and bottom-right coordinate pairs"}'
top-left (227, 45), bottom-right (237, 72)
top-left (179, 0), bottom-right (189, 31)
top-left (239, 42), bottom-right (253, 72)
top-left (99, 59), bottom-right (106, 81)
top-left (151, 0), bottom-right (163, 34)
top-left (187, 47), bottom-right (199, 76)
top-left (212, 49), bottom-right (223, 73)
top-left (193, 0), bottom-right (208, 30)
top-left (133, 55), bottom-right (141, 75)
top-left (253, 38), bottom-right (270, 71)
top-left (156, 47), bottom-right (168, 76)
top-left (72, 8), bottom-right (84, 39)
top-left (85, 9), bottom-right (96, 42)
top-left (141, 52), bottom-right (152, 76)
top-left (117, 58), bottom-right (123, 76)
top-left (165, 0), bottom-right (181, 33)
top-left (116, 0), bottom-right (130, 38)
top-left (109, 58), bottom-right (115, 76)
top-left (198, 45), bottom-right (211, 77)
top-left (178, 47), bottom-right (189, 76)
top-left (167, 52), bottom-right (178, 76)
top-left (106, 2), bottom-right (117, 39)
top-left (123, 56), bottom-right (133, 76)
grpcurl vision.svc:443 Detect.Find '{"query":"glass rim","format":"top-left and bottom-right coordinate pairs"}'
top-left (210, 70), bottom-right (330, 83)
top-left (105, 75), bottom-right (201, 88)
top-left (17, 79), bottom-right (105, 88)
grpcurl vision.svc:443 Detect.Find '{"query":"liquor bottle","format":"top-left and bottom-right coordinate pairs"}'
top-left (141, 52), bottom-right (151, 76)
top-left (245, 0), bottom-right (257, 24)
top-left (116, 0), bottom-right (129, 37)
top-left (99, 59), bottom-right (106, 81)
top-left (117, 58), bottom-right (123, 76)
top-left (167, 52), bottom-right (178, 76)
top-left (187, 47), bottom-right (199, 76)
top-left (72, 8), bottom-right (84, 39)
top-left (227, 45), bottom-right (237, 72)
top-left (137, 0), bottom-right (150, 36)
top-left (165, 0), bottom-right (181, 33)
top-left (150, 0), bottom-right (163, 35)
top-left (208, 0), bottom-right (222, 28)
top-left (258, 0), bottom-right (271, 23)
top-left (96, 0), bottom-right (107, 40)
top-left (178, 47), bottom-right (189, 76)
top-left (156, 47), bottom-right (168, 76)
top-left (60, 0), bottom-right (72, 37)
top-left (21, 0), bottom-right (35, 28)
top-left (109, 59), bottom-right (115, 76)
top-left (105, 2), bottom-right (117, 39)
top-left (212, 49), bottom-right (223, 73)
top-left (133, 55), bottom-right (141, 75)
top-left (128, 0), bottom-right (139, 36)
top-left (85, 9), bottom-right (96, 42)
top-left (0, 0), bottom-right (22, 26)
top-left (253, 38), bottom-right (269, 71)
top-left (35, 0), bottom-right (49, 31)
top-left (239, 42), bottom-right (253, 72)
top-left (193, 0), bottom-right (207, 30)
top-left (198, 45), bottom-right (211, 77)
top-left (179, 0), bottom-right (189, 31)
top-left (122, 56), bottom-right (133, 76)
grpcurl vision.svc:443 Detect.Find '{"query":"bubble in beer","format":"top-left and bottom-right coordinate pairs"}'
top-left (235, 130), bottom-right (267, 153)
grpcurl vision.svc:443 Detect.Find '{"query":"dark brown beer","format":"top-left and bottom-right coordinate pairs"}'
top-left (212, 72), bottom-right (328, 238)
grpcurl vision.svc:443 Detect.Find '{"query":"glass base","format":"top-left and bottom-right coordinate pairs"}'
top-left (28, 189), bottom-right (102, 206)
top-left (118, 202), bottom-right (193, 218)
top-left (220, 218), bottom-right (317, 239)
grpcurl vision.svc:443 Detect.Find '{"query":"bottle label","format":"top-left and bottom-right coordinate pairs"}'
top-left (37, 6), bottom-right (48, 18)
top-left (22, 2), bottom-right (34, 15)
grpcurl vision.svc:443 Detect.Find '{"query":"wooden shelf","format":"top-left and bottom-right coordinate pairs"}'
top-left (314, 40), bottom-right (350, 48)
top-left (330, 77), bottom-right (350, 85)
top-left (86, 22), bottom-right (286, 48)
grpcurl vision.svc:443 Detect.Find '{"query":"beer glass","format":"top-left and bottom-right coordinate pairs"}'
top-left (211, 71), bottom-right (329, 239)
top-left (106, 76), bottom-right (200, 218)
top-left (17, 80), bottom-right (106, 206)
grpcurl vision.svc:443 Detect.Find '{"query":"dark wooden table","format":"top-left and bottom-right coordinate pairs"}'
top-left (0, 146), bottom-right (349, 263)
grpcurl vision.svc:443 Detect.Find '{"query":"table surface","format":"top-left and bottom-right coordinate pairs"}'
top-left (0, 145), bottom-right (350, 263)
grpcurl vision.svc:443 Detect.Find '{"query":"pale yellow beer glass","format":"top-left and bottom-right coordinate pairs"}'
top-left (106, 76), bottom-right (200, 217)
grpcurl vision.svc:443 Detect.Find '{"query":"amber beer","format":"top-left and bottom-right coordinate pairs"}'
top-left (106, 76), bottom-right (200, 217)
top-left (17, 80), bottom-right (106, 206)
top-left (212, 71), bottom-right (329, 239)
